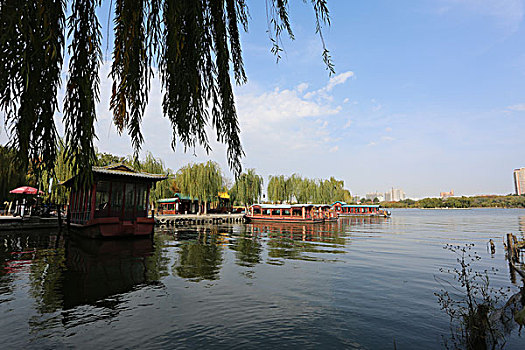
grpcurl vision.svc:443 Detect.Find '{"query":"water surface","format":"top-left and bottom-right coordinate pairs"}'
top-left (1, 209), bottom-right (524, 349)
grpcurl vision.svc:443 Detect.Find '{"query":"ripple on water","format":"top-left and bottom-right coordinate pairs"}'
top-left (0, 209), bottom-right (524, 349)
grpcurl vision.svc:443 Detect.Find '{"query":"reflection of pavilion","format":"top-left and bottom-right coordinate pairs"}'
top-left (61, 237), bottom-right (158, 309)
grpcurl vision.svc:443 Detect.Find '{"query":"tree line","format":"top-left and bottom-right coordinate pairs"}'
top-left (383, 195), bottom-right (525, 209)
top-left (266, 174), bottom-right (352, 204)
top-left (1, 147), bottom-right (354, 209)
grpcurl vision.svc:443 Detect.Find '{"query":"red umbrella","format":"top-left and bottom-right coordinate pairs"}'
top-left (9, 186), bottom-right (43, 195)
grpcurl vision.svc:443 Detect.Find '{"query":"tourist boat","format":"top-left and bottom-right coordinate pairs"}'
top-left (245, 204), bottom-right (325, 223)
top-left (331, 202), bottom-right (391, 217)
top-left (62, 164), bottom-right (167, 238)
top-left (315, 204), bottom-right (339, 222)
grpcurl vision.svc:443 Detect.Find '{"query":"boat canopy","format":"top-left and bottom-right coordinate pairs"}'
top-left (342, 204), bottom-right (380, 208)
top-left (251, 203), bottom-right (317, 209)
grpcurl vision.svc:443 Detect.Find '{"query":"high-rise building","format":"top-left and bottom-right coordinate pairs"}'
top-left (384, 188), bottom-right (406, 202)
top-left (514, 168), bottom-right (525, 195)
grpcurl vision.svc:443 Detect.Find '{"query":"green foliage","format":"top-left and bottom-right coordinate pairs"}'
top-left (0, 146), bottom-right (27, 202)
top-left (63, 0), bottom-right (102, 186)
top-left (1, 0), bottom-right (332, 184)
top-left (382, 196), bottom-right (525, 209)
top-left (174, 230), bottom-right (223, 281)
top-left (267, 174), bottom-right (351, 204)
top-left (230, 168), bottom-right (263, 206)
top-left (0, 0), bottom-right (64, 173)
top-left (135, 152), bottom-right (174, 204)
top-left (435, 244), bottom-right (510, 349)
top-left (175, 161), bottom-right (224, 213)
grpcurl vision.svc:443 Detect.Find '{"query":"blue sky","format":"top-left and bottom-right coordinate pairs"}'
top-left (2, 0), bottom-right (525, 198)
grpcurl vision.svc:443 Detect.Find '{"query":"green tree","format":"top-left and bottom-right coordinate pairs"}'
top-left (0, 0), bottom-right (332, 183)
top-left (175, 161), bottom-right (224, 214)
top-left (267, 175), bottom-right (292, 203)
top-left (230, 168), bottom-right (263, 207)
top-left (0, 146), bottom-right (27, 203)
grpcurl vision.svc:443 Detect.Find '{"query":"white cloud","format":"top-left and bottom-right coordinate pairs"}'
top-left (236, 87), bottom-right (340, 134)
top-left (326, 71), bottom-right (355, 92)
top-left (329, 146), bottom-right (339, 153)
top-left (296, 82), bottom-right (309, 93)
top-left (507, 103), bottom-right (525, 111)
top-left (343, 119), bottom-right (352, 129)
top-left (303, 70), bottom-right (355, 101)
top-left (343, 98), bottom-right (350, 104)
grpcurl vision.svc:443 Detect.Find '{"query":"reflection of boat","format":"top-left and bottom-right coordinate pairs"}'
top-left (62, 164), bottom-right (167, 238)
top-left (62, 236), bottom-right (156, 309)
top-left (245, 204), bottom-right (324, 223)
top-left (331, 202), bottom-right (391, 217)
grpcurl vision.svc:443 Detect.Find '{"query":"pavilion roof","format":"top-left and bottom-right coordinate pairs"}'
top-left (62, 163), bottom-right (167, 186)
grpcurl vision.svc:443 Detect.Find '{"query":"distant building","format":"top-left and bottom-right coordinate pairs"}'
top-left (365, 192), bottom-right (384, 202)
top-left (440, 190), bottom-right (454, 199)
top-left (384, 188), bottom-right (406, 202)
top-left (514, 168), bottom-right (525, 195)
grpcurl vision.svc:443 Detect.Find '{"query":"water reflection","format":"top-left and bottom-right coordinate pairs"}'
top-left (0, 230), bottom-right (64, 307)
top-left (244, 222), bottom-right (348, 264)
top-left (230, 225), bottom-right (263, 267)
top-left (173, 227), bottom-right (224, 281)
top-left (61, 236), bottom-right (161, 309)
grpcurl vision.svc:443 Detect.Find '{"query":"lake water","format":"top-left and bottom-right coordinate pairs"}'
top-left (1, 209), bottom-right (524, 349)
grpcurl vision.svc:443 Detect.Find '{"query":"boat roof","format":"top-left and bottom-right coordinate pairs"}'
top-left (251, 203), bottom-right (316, 209)
top-left (331, 201), bottom-right (347, 206)
top-left (342, 204), bottom-right (380, 208)
top-left (62, 163), bottom-right (167, 186)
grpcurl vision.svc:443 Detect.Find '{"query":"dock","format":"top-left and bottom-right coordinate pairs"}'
top-left (0, 216), bottom-right (59, 231)
top-left (155, 213), bottom-right (245, 227)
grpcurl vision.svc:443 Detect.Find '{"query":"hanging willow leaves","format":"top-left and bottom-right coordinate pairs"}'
top-left (0, 0), bottom-right (64, 174)
top-left (175, 161), bottom-right (224, 214)
top-left (1, 0), bottom-right (333, 184)
top-left (63, 0), bottom-right (102, 186)
top-left (110, 0), bottom-right (148, 154)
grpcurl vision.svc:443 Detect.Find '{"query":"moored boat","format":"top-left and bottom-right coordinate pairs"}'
top-left (62, 164), bottom-right (167, 238)
top-left (314, 204), bottom-right (339, 222)
top-left (331, 202), bottom-right (391, 217)
top-left (245, 204), bottom-right (325, 223)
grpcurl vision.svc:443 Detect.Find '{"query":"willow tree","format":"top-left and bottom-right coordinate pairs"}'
top-left (175, 161), bottom-right (224, 214)
top-left (0, 0), bottom-right (332, 185)
top-left (0, 146), bottom-right (27, 202)
top-left (268, 174), bottom-right (352, 204)
top-left (230, 168), bottom-right (263, 207)
top-left (267, 175), bottom-right (292, 203)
